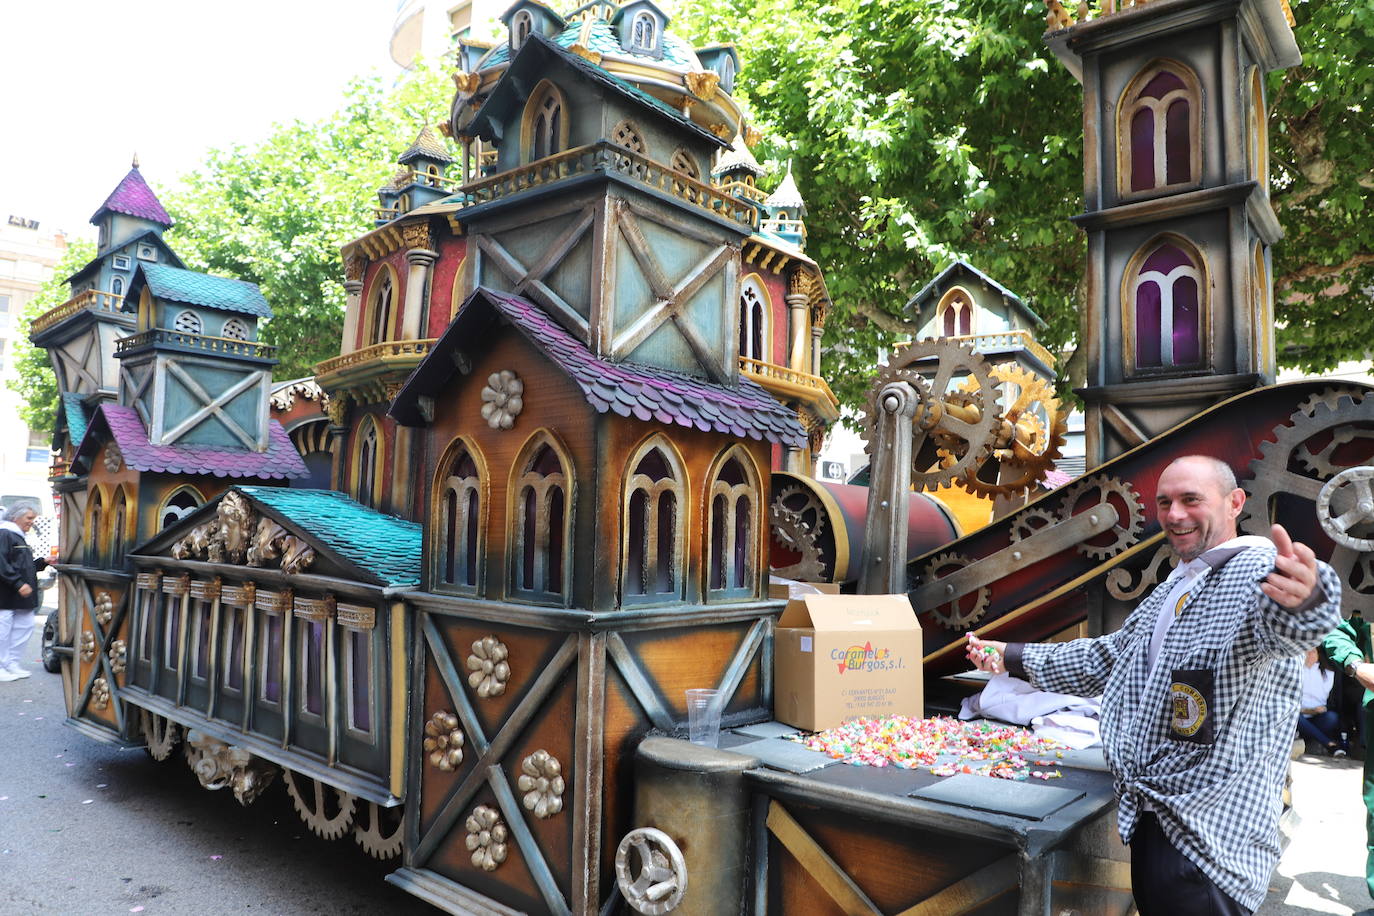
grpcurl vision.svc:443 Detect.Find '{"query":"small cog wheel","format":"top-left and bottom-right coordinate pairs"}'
top-left (142, 710), bottom-right (181, 762)
top-left (352, 800), bottom-right (404, 859)
top-left (918, 551), bottom-right (990, 630)
top-left (948, 364), bottom-right (1068, 498)
top-left (1058, 475), bottom-right (1145, 560)
top-left (282, 770), bottom-right (358, 841)
top-left (1009, 507), bottom-right (1059, 542)
top-left (768, 484), bottom-right (828, 581)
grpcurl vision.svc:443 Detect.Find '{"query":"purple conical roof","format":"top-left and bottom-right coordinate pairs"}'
top-left (91, 166), bottom-right (173, 227)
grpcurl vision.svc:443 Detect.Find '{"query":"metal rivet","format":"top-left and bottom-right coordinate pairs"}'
top-left (881, 500), bottom-right (889, 508)
top-left (1012, 551), bottom-right (1022, 561)
top-left (944, 584), bottom-right (955, 595)
top-left (1088, 513), bottom-right (1099, 525)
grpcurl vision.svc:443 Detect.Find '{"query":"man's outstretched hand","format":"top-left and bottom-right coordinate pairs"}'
top-left (966, 634), bottom-right (1008, 674)
top-left (1261, 524), bottom-right (1320, 609)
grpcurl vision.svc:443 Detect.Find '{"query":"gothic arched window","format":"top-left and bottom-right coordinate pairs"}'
top-left (622, 440), bottom-right (684, 604)
top-left (1127, 236), bottom-right (1206, 372)
top-left (110, 487), bottom-right (128, 564)
top-left (160, 487), bottom-right (203, 530)
top-left (739, 276), bottom-right (769, 362)
top-left (111, 276), bottom-right (124, 297)
top-left (707, 449), bottom-right (759, 598)
top-left (512, 435), bottom-right (572, 603)
top-left (1249, 67), bottom-right (1269, 190)
top-left (354, 417), bottom-right (383, 508)
top-left (85, 489), bottom-right (104, 567)
top-left (524, 83), bottom-right (567, 163)
top-left (511, 9), bottom-right (533, 50)
top-left (368, 271), bottom-right (394, 346)
top-left (1121, 61), bottom-right (1201, 194)
top-left (631, 11), bottom-right (657, 51)
top-left (937, 288), bottom-right (973, 337)
top-left (437, 440), bottom-right (483, 592)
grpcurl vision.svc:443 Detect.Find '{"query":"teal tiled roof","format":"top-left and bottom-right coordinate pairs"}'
top-left (480, 16), bottom-right (698, 70)
top-left (140, 263), bottom-right (273, 319)
top-left (236, 486), bottom-right (421, 587)
top-left (62, 393), bottom-right (90, 446)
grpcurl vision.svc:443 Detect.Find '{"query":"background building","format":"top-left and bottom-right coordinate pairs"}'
top-left (0, 213), bottom-right (67, 553)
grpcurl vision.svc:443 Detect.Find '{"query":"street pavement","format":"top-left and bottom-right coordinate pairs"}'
top-left (0, 616), bottom-right (436, 915)
top-left (4, 610), bottom-right (1373, 915)
top-left (1264, 751), bottom-right (1373, 915)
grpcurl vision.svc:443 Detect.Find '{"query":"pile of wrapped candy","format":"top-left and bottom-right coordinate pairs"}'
top-left (790, 715), bottom-right (1067, 780)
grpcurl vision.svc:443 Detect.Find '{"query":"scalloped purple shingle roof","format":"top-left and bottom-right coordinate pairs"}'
top-left (91, 167), bottom-right (173, 227)
top-left (76, 404), bottom-right (307, 479)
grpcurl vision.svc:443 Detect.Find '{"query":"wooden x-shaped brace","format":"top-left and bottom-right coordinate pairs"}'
top-left (478, 205), bottom-right (596, 340)
top-left (609, 203), bottom-right (734, 383)
top-left (72, 579), bottom-right (131, 734)
top-left (161, 362), bottom-right (264, 448)
top-left (413, 618), bottom-right (578, 916)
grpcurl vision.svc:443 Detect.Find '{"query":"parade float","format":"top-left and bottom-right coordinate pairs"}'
top-left (30, 0), bottom-right (1374, 913)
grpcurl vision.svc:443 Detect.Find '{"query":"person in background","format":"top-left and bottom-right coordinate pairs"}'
top-left (967, 455), bottom-right (1341, 915)
top-left (1298, 647), bottom-right (1344, 755)
top-left (1323, 611), bottom-right (1374, 902)
top-left (0, 505), bottom-right (48, 681)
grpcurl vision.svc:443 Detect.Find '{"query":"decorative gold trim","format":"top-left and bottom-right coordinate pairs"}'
top-left (335, 602), bottom-right (376, 630)
top-left (292, 594), bottom-right (336, 621)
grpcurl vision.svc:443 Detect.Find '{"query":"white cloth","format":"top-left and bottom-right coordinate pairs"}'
top-left (959, 673), bottom-right (1101, 722)
top-left (0, 608), bottom-right (36, 669)
top-left (1031, 712), bottom-right (1102, 749)
top-left (1299, 662), bottom-right (1334, 709)
top-left (1146, 535), bottom-right (1272, 672)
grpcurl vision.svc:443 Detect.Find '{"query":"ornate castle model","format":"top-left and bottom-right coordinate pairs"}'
top-left (32, 1), bottom-right (1374, 914)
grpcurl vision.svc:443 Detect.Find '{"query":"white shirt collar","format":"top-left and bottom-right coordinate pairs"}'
top-left (1167, 534), bottom-right (1272, 581)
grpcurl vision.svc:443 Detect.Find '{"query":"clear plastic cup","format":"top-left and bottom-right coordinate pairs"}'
top-left (685, 688), bottom-right (722, 747)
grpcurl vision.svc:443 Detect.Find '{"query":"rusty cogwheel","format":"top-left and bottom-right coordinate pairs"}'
top-left (946, 364), bottom-right (1069, 498)
top-left (1057, 475), bottom-right (1145, 560)
top-left (866, 339), bottom-right (1000, 491)
top-left (142, 709), bottom-right (182, 762)
top-left (919, 550), bottom-right (990, 631)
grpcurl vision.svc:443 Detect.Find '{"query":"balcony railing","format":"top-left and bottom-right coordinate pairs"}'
top-left (115, 328), bottom-right (277, 360)
top-left (314, 338), bottom-right (437, 377)
top-left (454, 142), bottom-right (758, 228)
top-left (739, 356), bottom-right (839, 407)
top-left (31, 289), bottom-right (126, 336)
top-left (1044, 0), bottom-right (1292, 30)
top-left (717, 179), bottom-right (768, 205)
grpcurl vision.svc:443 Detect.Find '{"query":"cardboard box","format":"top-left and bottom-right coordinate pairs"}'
top-left (773, 592), bottom-right (923, 731)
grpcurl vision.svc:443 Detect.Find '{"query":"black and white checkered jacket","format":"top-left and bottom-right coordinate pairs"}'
top-left (1007, 542), bottom-right (1342, 910)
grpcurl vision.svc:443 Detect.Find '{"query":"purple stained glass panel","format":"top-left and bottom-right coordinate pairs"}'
top-left (164, 595), bottom-right (181, 671)
top-left (350, 630), bottom-right (371, 733)
top-left (1165, 99), bottom-right (1192, 185)
top-left (263, 613), bottom-right (283, 703)
top-left (1172, 277), bottom-right (1201, 364)
top-left (226, 608), bottom-right (244, 691)
top-left (195, 602), bottom-right (211, 678)
top-left (734, 495), bottom-right (751, 588)
top-left (1141, 70), bottom-right (1187, 100)
top-left (1143, 243), bottom-right (1193, 274)
top-left (1136, 280), bottom-right (1163, 367)
top-left (710, 494), bottom-right (725, 591)
top-left (1131, 109), bottom-right (1156, 191)
top-left (304, 620), bottom-right (323, 716)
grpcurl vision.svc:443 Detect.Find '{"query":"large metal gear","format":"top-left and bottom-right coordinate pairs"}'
top-left (1244, 394), bottom-right (1374, 618)
top-left (282, 770), bottom-right (358, 841)
top-left (918, 551), bottom-right (990, 631)
top-left (946, 364), bottom-right (1069, 498)
top-left (768, 485), bottom-right (828, 581)
top-left (1058, 475), bottom-right (1145, 560)
top-left (1317, 467), bottom-right (1374, 551)
top-left (864, 339), bottom-right (1001, 491)
top-left (352, 800), bottom-right (404, 859)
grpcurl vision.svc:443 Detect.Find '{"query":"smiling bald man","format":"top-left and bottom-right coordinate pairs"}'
top-left (967, 455), bottom-right (1341, 915)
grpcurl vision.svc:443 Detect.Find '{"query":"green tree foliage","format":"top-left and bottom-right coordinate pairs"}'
top-left (677, 0), bottom-right (1374, 408)
top-left (1270, 0), bottom-right (1374, 372)
top-left (163, 60), bottom-right (455, 379)
top-left (9, 239), bottom-right (96, 437)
